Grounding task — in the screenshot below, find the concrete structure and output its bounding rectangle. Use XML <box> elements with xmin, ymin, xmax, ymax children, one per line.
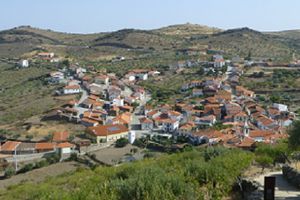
<box><xmin>63</xmin><ymin>85</ymin><xmax>81</xmax><ymax>95</ymax></box>
<box><xmin>128</xmin><ymin>131</ymin><xmax>136</xmax><ymax>144</ymax></box>
<box><xmin>273</xmin><ymin>103</ymin><xmax>288</xmax><ymax>112</ymax></box>
<box><xmin>19</xmin><ymin>59</ymin><xmax>29</xmax><ymax>68</ymax></box>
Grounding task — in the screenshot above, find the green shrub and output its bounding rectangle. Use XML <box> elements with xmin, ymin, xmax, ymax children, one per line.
<box><xmin>4</xmin><ymin>167</ymin><xmax>16</xmax><ymax>178</ymax></box>
<box><xmin>45</xmin><ymin>153</ymin><xmax>60</xmax><ymax>164</ymax></box>
<box><xmin>19</xmin><ymin>163</ymin><xmax>34</xmax><ymax>173</ymax></box>
<box><xmin>35</xmin><ymin>160</ymin><xmax>49</xmax><ymax>169</ymax></box>
<box><xmin>115</xmin><ymin>138</ymin><xmax>129</xmax><ymax>148</ymax></box>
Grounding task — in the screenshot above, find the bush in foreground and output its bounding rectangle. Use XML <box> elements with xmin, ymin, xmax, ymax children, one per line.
<box><xmin>0</xmin><ymin>147</ymin><xmax>254</xmax><ymax>200</ymax></box>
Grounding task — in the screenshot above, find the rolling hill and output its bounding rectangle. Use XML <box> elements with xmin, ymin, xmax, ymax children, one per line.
<box><xmin>0</xmin><ymin>24</ymin><xmax>300</xmax><ymax>61</ymax></box>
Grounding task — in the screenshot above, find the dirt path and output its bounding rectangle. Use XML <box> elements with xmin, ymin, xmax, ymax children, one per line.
<box><xmin>0</xmin><ymin>161</ymin><xmax>83</xmax><ymax>190</ymax></box>
<box><xmin>254</xmin><ymin>171</ymin><xmax>300</xmax><ymax>199</ymax></box>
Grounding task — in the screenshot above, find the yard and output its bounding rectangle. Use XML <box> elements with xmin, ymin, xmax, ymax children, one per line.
<box><xmin>91</xmin><ymin>144</ymin><xmax>145</xmax><ymax>165</ymax></box>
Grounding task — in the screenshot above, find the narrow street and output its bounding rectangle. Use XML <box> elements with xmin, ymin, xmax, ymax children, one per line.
<box><xmin>74</xmin><ymin>85</ymin><xmax>89</xmax><ymax>117</ymax></box>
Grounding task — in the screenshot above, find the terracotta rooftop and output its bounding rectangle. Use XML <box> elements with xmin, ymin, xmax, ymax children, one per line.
<box><xmin>56</xmin><ymin>142</ymin><xmax>75</xmax><ymax>148</ymax></box>
<box><xmin>139</xmin><ymin>117</ymin><xmax>153</xmax><ymax>124</ymax></box>
<box><xmin>87</xmin><ymin>124</ymin><xmax>128</xmax><ymax>137</ymax></box>
<box><xmin>1</xmin><ymin>141</ymin><xmax>21</xmax><ymax>152</ymax></box>
<box><xmin>35</xmin><ymin>142</ymin><xmax>56</xmax><ymax>150</ymax></box>
<box><xmin>64</xmin><ymin>85</ymin><xmax>80</xmax><ymax>90</ymax></box>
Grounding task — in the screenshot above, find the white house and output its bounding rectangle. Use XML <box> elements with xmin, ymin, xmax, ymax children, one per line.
<box><xmin>50</xmin><ymin>71</ymin><xmax>64</xmax><ymax>79</ymax></box>
<box><xmin>213</xmin><ymin>55</ymin><xmax>225</xmax><ymax>68</ymax></box>
<box><xmin>273</xmin><ymin>103</ymin><xmax>288</xmax><ymax>112</ymax></box>
<box><xmin>19</xmin><ymin>59</ymin><xmax>29</xmax><ymax>68</ymax></box>
<box><xmin>56</xmin><ymin>142</ymin><xmax>75</xmax><ymax>154</ymax></box>
<box><xmin>139</xmin><ymin>117</ymin><xmax>154</xmax><ymax>130</ymax></box>
<box><xmin>76</xmin><ymin>67</ymin><xmax>87</xmax><ymax>74</ymax></box>
<box><xmin>256</xmin><ymin>115</ymin><xmax>277</xmax><ymax>130</ymax></box>
<box><xmin>63</xmin><ymin>85</ymin><xmax>81</xmax><ymax>94</ymax></box>
<box><xmin>162</xmin><ymin>119</ymin><xmax>179</xmax><ymax>133</ymax></box>
<box><xmin>128</xmin><ymin>74</ymin><xmax>136</xmax><ymax>82</ymax></box>
<box><xmin>112</xmin><ymin>98</ymin><xmax>124</xmax><ymax>107</ymax></box>
<box><xmin>195</xmin><ymin>115</ymin><xmax>216</xmax><ymax>126</ymax></box>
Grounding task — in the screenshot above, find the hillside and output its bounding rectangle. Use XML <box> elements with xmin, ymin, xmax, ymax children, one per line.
<box><xmin>267</xmin><ymin>30</ymin><xmax>300</xmax><ymax>40</ymax></box>
<box><xmin>191</xmin><ymin>28</ymin><xmax>297</xmax><ymax>61</ymax></box>
<box><xmin>1</xmin><ymin>24</ymin><xmax>300</xmax><ymax>61</ymax></box>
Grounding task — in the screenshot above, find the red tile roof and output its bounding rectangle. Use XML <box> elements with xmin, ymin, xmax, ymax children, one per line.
<box><xmin>236</xmin><ymin>137</ymin><xmax>255</xmax><ymax>148</ymax></box>
<box><xmin>56</xmin><ymin>142</ymin><xmax>75</xmax><ymax>148</ymax></box>
<box><xmin>64</xmin><ymin>85</ymin><xmax>80</xmax><ymax>90</ymax></box>
<box><xmin>1</xmin><ymin>141</ymin><xmax>21</xmax><ymax>152</ymax></box>
<box><xmin>87</xmin><ymin>124</ymin><xmax>128</xmax><ymax>137</ymax></box>
<box><xmin>139</xmin><ymin>117</ymin><xmax>153</xmax><ymax>124</ymax></box>
<box><xmin>35</xmin><ymin>143</ymin><xmax>56</xmax><ymax>150</ymax></box>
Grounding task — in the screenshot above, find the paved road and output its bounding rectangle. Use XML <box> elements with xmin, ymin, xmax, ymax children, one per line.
<box><xmin>254</xmin><ymin>171</ymin><xmax>300</xmax><ymax>199</ymax></box>
<box><xmin>74</xmin><ymin>86</ymin><xmax>89</xmax><ymax>117</ymax></box>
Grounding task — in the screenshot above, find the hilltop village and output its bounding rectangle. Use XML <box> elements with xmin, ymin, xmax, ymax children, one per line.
<box><xmin>0</xmin><ymin>50</ymin><xmax>296</xmax><ymax>176</ymax></box>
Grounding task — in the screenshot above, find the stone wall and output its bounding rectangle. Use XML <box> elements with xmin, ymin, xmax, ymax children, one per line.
<box><xmin>282</xmin><ymin>164</ymin><xmax>300</xmax><ymax>188</ymax></box>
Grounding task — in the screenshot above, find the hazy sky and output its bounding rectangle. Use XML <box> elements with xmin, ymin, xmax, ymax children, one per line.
<box><xmin>1</xmin><ymin>0</ymin><xmax>299</xmax><ymax>33</ymax></box>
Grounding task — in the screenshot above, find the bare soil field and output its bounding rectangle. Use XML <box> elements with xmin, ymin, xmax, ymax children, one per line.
<box><xmin>92</xmin><ymin>144</ymin><xmax>144</xmax><ymax>165</ymax></box>
<box><xmin>26</xmin><ymin>121</ymin><xmax>86</xmax><ymax>140</ymax></box>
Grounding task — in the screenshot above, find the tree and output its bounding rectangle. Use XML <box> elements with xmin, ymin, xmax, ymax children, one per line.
<box><xmin>288</xmin><ymin>121</ymin><xmax>300</xmax><ymax>150</ymax></box>
<box><xmin>61</xmin><ymin>59</ymin><xmax>70</xmax><ymax>67</ymax></box>
<box><xmin>270</xmin><ymin>95</ymin><xmax>281</xmax><ymax>103</ymax></box>
<box><xmin>255</xmin><ymin>155</ymin><xmax>273</xmax><ymax>172</ymax></box>
<box><xmin>115</xmin><ymin>138</ymin><xmax>129</xmax><ymax>148</ymax></box>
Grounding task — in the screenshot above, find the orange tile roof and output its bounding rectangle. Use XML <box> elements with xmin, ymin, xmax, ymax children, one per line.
<box><xmin>215</xmin><ymin>90</ymin><xmax>232</xmax><ymax>100</ymax></box>
<box><xmin>64</xmin><ymin>85</ymin><xmax>80</xmax><ymax>90</ymax></box>
<box><xmin>35</xmin><ymin>142</ymin><xmax>55</xmax><ymax>150</ymax></box>
<box><xmin>56</xmin><ymin>142</ymin><xmax>75</xmax><ymax>148</ymax></box>
<box><xmin>268</xmin><ymin>108</ymin><xmax>281</xmax><ymax>116</ymax></box>
<box><xmin>120</xmin><ymin>105</ymin><xmax>133</xmax><ymax>110</ymax></box>
<box><xmin>256</xmin><ymin>115</ymin><xmax>275</xmax><ymax>126</ymax></box>
<box><xmin>147</xmin><ymin>110</ymin><xmax>159</xmax><ymax>117</ymax></box>
<box><xmin>82</xmin><ymin>117</ymin><xmax>101</xmax><ymax>124</ymax></box>
<box><xmin>113</xmin><ymin>112</ymin><xmax>131</xmax><ymax>124</ymax></box>
<box><xmin>236</xmin><ymin>137</ymin><xmax>255</xmax><ymax>148</ymax></box>
<box><xmin>249</xmin><ymin>130</ymin><xmax>273</xmax><ymax>138</ymax></box>
<box><xmin>169</xmin><ymin>110</ymin><xmax>182</xmax><ymax>117</ymax></box>
<box><xmin>87</xmin><ymin>124</ymin><xmax>128</xmax><ymax>137</ymax></box>
<box><xmin>193</xmin><ymin>129</ymin><xmax>223</xmax><ymax>139</ymax></box>
<box><xmin>236</xmin><ymin>86</ymin><xmax>254</xmax><ymax>96</ymax></box>
<box><xmin>235</xmin><ymin>112</ymin><xmax>248</xmax><ymax>117</ymax></box>
<box><xmin>198</xmin><ymin>115</ymin><xmax>216</xmax><ymax>121</ymax></box>
<box><xmin>1</xmin><ymin>141</ymin><xmax>21</xmax><ymax>151</ymax></box>
<box><xmin>139</xmin><ymin>117</ymin><xmax>153</xmax><ymax>124</ymax></box>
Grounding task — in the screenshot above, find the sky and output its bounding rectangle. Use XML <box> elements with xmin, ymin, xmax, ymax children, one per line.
<box><xmin>1</xmin><ymin>0</ymin><xmax>300</xmax><ymax>33</ymax></box>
